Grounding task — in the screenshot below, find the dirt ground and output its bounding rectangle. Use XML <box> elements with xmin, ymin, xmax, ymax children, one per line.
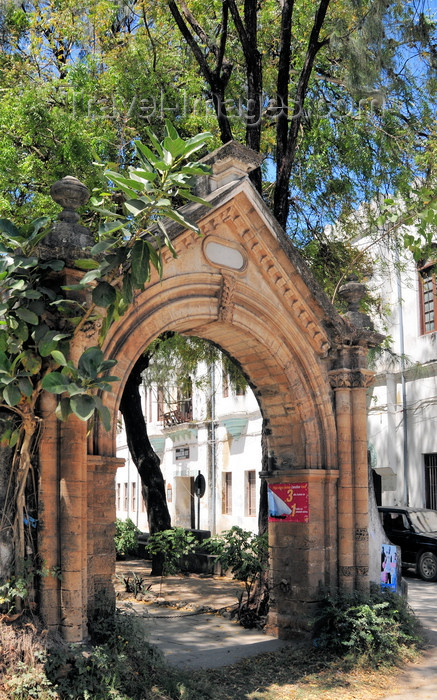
<box><xmin>114</xmin><ymin>559</ymin><xmax>246</xmax><ymax>611</ymax></box>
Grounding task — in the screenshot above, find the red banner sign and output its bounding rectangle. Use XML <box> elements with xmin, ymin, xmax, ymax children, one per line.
<box><xmin>268</xmin><ymin>482</ymin><xmax>309</xmax><ymax>523</ymax></box>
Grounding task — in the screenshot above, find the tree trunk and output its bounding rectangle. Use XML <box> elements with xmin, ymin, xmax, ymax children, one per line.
<box><xmin>0</xmin><ymin>410</ymin><xmax>18</xmax><ymax>581</ymax></box>
<box><xmin>120</xmin><ymin>355</ymin><xmax>171</xmax><ymax>576</ymax></box>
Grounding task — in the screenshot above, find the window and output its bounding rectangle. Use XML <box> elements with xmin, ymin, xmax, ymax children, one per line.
<box><xmin>123</xmin><ymin>483</ymin><xmax>128</xmax><ymax>511</ymax></box>
<box><xmin>140</xmin><ymin>491</ymin><xmax>146</xmax><ymax>513</ymax></box>
<box><xmin>116</xmin><ymin>483</ymin><xmax>121</xmax><ymax>511</ymax></box>
<box><xmin>425</xmin><ymin>453</ymin><xmax>437</xmax><ymax>509</ymax></box>
<box><xmin>131</xmin><ymin>482</ymin><xmax>136</xmax><ymax>512</ymax></box>
<box><xmin>245</xmin><ymin>470</ymin><xmax>257</xmax><ymax>516</ymax></box>
<box><xmin>419</xmin><ymin>263</ymin><xmax>437</xmax><ymax>334</ymax></box>
<box><xmin>222</xmin><ymin>472</ymin><xmax>232</xmax><ymax>514</ymax></box>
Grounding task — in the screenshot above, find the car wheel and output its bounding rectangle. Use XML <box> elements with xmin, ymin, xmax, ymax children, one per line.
<box><xmin>418</xmin><ymin>551</ymin><xmax>437</xmax><ymax>581</ymax></box>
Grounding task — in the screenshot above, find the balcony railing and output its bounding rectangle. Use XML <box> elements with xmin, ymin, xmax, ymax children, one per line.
<box><xmin>163</xmin><ymin>399</ymin><xmax>193</xmax><ymax>427</ymax></box>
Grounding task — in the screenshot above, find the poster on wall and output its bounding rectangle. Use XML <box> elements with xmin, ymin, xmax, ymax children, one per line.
<box><xmin>268</xmin><ymin>483</ymin><xmax>309</xmax><ymax>523</ymax></box>
<box><xmin>381</xmin><ymin>544</ymin><xmax>397</xmax><ymax>591</ymax></box>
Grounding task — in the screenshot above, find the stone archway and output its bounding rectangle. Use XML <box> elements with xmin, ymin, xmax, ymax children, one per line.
<box><xmin>37</xmin><ymin>143</ymin><xmax>381</xmax><ymax>642</ymax></box>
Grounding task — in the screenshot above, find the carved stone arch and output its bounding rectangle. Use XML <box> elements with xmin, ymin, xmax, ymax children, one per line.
<box><xmin>37</xmin><ymin>143</ymin><xmax>382</xmax><ymax>642</ymax></box>
<box><xmin>96</xmin><ymin>271</ymin><xmax>337</xmax><ymax>475</ymax></box>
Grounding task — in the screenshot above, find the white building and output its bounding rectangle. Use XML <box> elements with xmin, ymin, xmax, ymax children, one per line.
<box><xmin>366</xmin><ymin>242</ymin><xmax>437</xmax><ymax>508</ymax></box>
<box><xmin>115</xmin><ymin>357</ymin><xmax>263</xmax><ymax>534</ymax></box>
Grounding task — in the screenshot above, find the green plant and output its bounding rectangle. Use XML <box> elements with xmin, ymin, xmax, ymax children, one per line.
<box><xmin>206</xmin><ymin>527</ymin><xmax>268</xmax><ymax>595</ymax></box>
<box><xmin>147</xmin><ymin>527</ymin><xmax>196</xmax><ymax>577</ymax></box>
<box><xmin>313</xmin><ymin>585</ymin><xmax>424</xmax><ymax>667</ymax></box>
<box><xmin>114</xmin><ymin>518</ymin><xmax>140</xmax><ymax>559</ymax></box>
<box><xmin>205</xmin><ymin>527</ymin><xmax>269</xmax><ymax>628</ymax></box>
<box><xmin>0</xmin><ymin>123</ymin><xmax>212</xmax><ymax>605</ymax></box>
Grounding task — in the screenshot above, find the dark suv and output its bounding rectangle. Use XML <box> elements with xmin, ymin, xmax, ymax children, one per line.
<box><xmin>378</xmin><ymin>506</ymin><xmax>437</xmax><ymax>581</ymax></box>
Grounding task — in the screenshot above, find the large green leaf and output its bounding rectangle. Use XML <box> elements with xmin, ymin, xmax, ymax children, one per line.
<box><xmin>92</xmin><ymin>281</ymin><xmax>117</xmax><ymax>307</ymax></box>
<box><xmin>41</xmin><ymin>371</ymin><xmax>71</xmax><ymax>394</ymax></box>
<box><xmin>94</xmin><ymin>395</ymin><xmax>111</xmax><ymax>431</ymax></box>
<box><xmin>124</xmin><ymin>199</ymin><xmax>149</xmax><ymax>216</ymax></box>
<box><xmin>131</xmin><ymin>239</ymin><xmax>150</xmax><ymax>287</ymax></box>
<box><xmin>0</xmin><ymin>218</ymin><xmax>21</xmax><ymax>242</ymax></box>
<box><xmin>90</xmin><ymin>238</ymin><xmax>117</xmax><ymax>255</ymax></box>
<box><xmin>55</xmin><ymin>396</ymin><xmax>72</xmax><ymax>422</ymax></box>
<box><xmin>3</xmin><ymin>383</ymin><xmax>22</xmax><ymax>406</ymax></box>
<box><xmin>15</xmin><ymin>307</ymin><xmax>39</xmax><ymax>325</ymax></box>
<box><xmin>78</xmin><ymin>346</ymin><xmax>104</xmax><ymax>379</ymax></box>
<box><xmin>74</xmin><ymin>258</ymin><xmax>100</xmax><ymax>271</ymax></box>
<box><xmin>70</xmin><ymin>393</ymin><xmax>96</xmax><ymax>421</ymax></box>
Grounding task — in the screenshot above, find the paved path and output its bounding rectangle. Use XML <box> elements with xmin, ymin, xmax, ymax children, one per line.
<box><xmin>382</xmin><ymin>574</ymin><xmax>437</xmax><ymax>699</ymax></box>
<box><xmin>116</xmin><ymin>562</ymin><xmax>437</xmax><ymax>691</ymax></box>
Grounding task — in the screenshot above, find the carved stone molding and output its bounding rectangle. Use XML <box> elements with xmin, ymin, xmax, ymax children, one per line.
<box><xmin>202</xmin><ymin>204</ymin><xmax>331</xmax><ymax>355</ymax></box>
<box><xmin>329</xmin><ymin>368</ymin><xmax>375</xmax><ymax>390</ymax></box>
<box><xmin>355</xmin><ymin>528</ymin><xmax>369</xmax><ymax>542</ymax></box>
<box><xmin>339</xmin><ymin>566</ymin><xmax>355</xmax><ymax>577</ymax></box>
<box><xmin>356</xmin><ymin>566</ymin><xmax>369</xmax><ymax>576</ymax></box>
<box><xmin>218</xmin><ymin>273</ymin><xmax>237</xmax><ymax>322</ymax></box>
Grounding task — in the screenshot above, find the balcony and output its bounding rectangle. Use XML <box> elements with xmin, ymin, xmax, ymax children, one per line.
<box><xmin>163</xmin><ymin>399</ymin><xmax>193</xmax><ymax>427</ymax></box>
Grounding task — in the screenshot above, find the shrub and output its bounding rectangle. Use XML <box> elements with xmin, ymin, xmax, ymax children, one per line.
<box><xmin>114</xmin><ymin>518</ymin><xmax>140</xmax><ymax>558</ymax></box>
<box><xmin>205</xmin><ymin>527</ymin><xmax>269</xmax><ymax>628</ymax></box>
<box><xmin>313</xmin><ymin>584</ymin><xmax>424</xmax><ymax>667</ymax></box>
<box><xmin>147</xmin><ymin>527</ymin><xmax>197</xmax><ymax>576</ymax></box>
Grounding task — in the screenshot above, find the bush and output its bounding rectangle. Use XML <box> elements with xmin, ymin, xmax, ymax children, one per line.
<box><xmin>205</xmin><ymin>527</ymin><xmax>269</xmax><ymax>628</ymax></box>
<box><xmin>147</xmin><ymin>527</ymin><xmax>197</xmax><ymax>576</ymax></box>
<box><xmin>114</xmin><ymin>518</ymin><xmax>140</xmax><ymax>558</ymax></box>
<box><xmin>313</xmin><ymin>584</ymin><xmax>424</xmax><ymax>667</ymax></box>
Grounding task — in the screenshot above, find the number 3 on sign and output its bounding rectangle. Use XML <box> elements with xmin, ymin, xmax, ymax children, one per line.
<box><xmin>286</xmin><ymin>487</ymin><xmax>294</xmax><ymax>503</ymax></box>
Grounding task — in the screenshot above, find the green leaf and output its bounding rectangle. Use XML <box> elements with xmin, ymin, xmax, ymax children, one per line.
<box><xmin>98</xmin><ymin>221</ymin><xmax>128</xmax><ymax>237</ymax></box>
<box><xmin>18</xmin><ymin>376</ymin><xmax>33</xmax><ymax>397</ymax></box>
<box><xmin>78</xmin><ymin>346</ymin><xmax>104</xmax><ymax>379</ymax></box>
<box><xmin>50</xmin><ymin>350</ymin><xmax>68</xmax><ymax>366</ymax></box>
<box><xmin>70</xmin><ymin>394</ymin><xmax>96</xmax><ymax>421</ymax></box>
<box><xmin>122</xmin><ymin>273</ymin><xmax>134</xmax><ymax>305</ymax></box>
<box><xmin>38</xmin><ymin>331</ymin><xmax>69</xmax><ymax>357</ymax></box>
<box><xmin>15</xmin><ymin>307</ymin><xmax>39</xmax><ymax>325</ymax></box>
<box><xmin>92</xmin><ymin>281</ymin><xmax>117</xmax><ymax>307</ymax></box>
<box><xmin>105</xmin><ymin>171</ymin><xmax>146</xmax><ymax>192</ymax></box>
<box><xmin>0</xmin><ymin>218</ymin><xmax>21</xmax><ymax>241</ymax></box>
<box><xmin>124</xmin><ymin>199</ymin><xmax>149</xmax><ymax>216</ymax></box>
<box><xmin>3</xmin><ymin>383</ymin><xmax>22</xmax><ymax>406</ymax></box>
<box><xmin>162</xmin><ymin>208</ymin><xmax>199</xmax><ymax>233</ymax></box>
<box><xmin>55</xmin><ymin>396</ymin><xmax>72</xmax><ymax>422</ymax></box>
<box><xmin>94</xmin><ymin>396</ymin><xmax>111</xmax><ymax>431</ymax></box>
<box><xmin>90</xmin><ymin>238</ymin><xmax>117</xmax><ymax>255</ymax></box>
<box><xmin>39</xmin><ymin>259</ymin><xmax>65</xmax><ymax>271</ymax></box>
<box><xmin>74</xmin><ymin>258</ymin><xmax>100</xmax><ymax>270</ymax></box>
<box><xmin>21</xmin><ymin>352</ymin><xmax>42</xmax><ymax>375</ymax></box>
<box><xmin>41</xmin><ymin>371</ymin><xmax>71</xmax><ymax>394</ymax></box>
<box><xmin>0</xmin><ymin>350</ymin><xmax>12</xmax><ymax>374</ymax></box>
<box><xmin>131</xmin><ymin>239</ymin><xmax>150</xmax><ymax>287</ymax></box>
<box><xmin>81</xmin><ymin>268</ymin><xmax>102</xmax><ymax>285</ymax></box>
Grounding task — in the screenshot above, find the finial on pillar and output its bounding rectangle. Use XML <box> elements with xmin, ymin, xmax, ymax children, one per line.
<box><xmin>38</xmin><ymin>176</ymin><xmax>94</xmax><ymax>262</ymax></box>
<box><xmin>50</xmin><ymin>176</ymin><xmax>90</xmax><ymax>224</ymax></box>
<box><xmin>338</xmin><ymin>275</ymin><xmax>374</xmax><ymax>331</ymax></box>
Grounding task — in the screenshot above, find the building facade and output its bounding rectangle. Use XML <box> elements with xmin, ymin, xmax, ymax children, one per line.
<box><xmin>367</xmin><ymin>243</ymin><xmax>437</xmax><ymax>508</ymax></box>
<box><xmin>115</xmin><ymin>358</ymin><xmax>263</xmax><ymax>535</ymax></box>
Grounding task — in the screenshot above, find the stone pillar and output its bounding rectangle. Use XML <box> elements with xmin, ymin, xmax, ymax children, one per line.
<box><xmin>38</xmin><ymin>392</ymin><xmax>60</xmax><ymax>630</ymax></box>
<box><xmin>329</xmin><ymin>368</ymin><xmax>355</xmax><ymax>590</ymax></box>
<box><xmin>351</xmin><ymin>358</ymin><xmax>375</xmax><ymax>591</ymax></box>
<box><xmin>265</xmin><ymin>468</ymin><xmax>339</xmax><ymax>639</ymax></box>
<box><xmin>330</xmin><ymin>277</ymin><xmax>382</xmax><ymax>592</ymax></box>
<box><xmin>37</xmin><ymin>176</ymin><xmax>95</xmax><ymax>642</ymax></box>
<box><xmin>87</xmin><ymin>456</ymin><xmax>125</xmax><ymax>620</ymax></box>
<box><xmin>59</xmin><ymin>416</ymin><xmax>88</xmax><ymax>641</ymax></box>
